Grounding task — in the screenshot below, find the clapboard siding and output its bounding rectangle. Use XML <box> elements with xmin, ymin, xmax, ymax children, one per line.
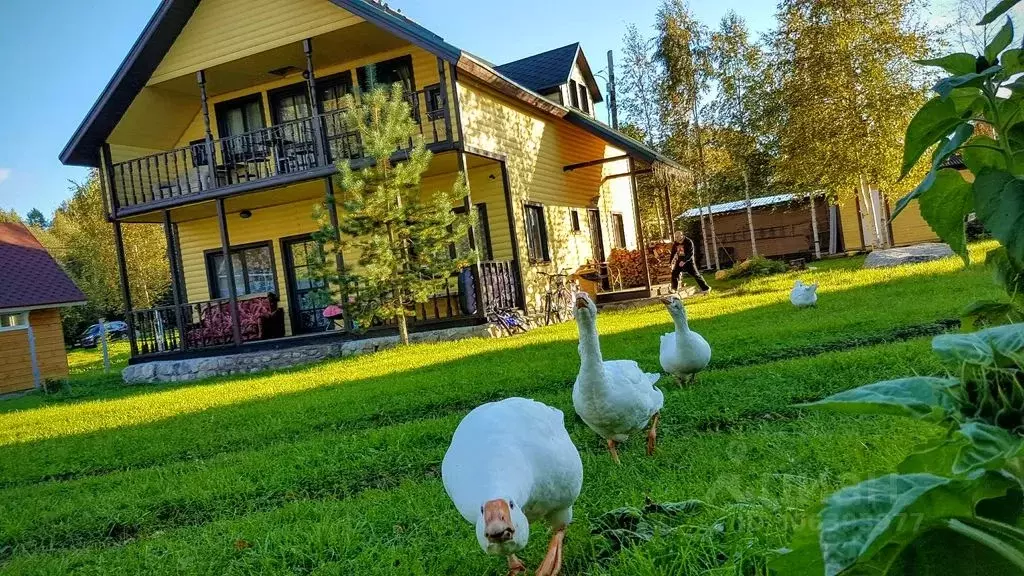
<box><xmin>0</xmin><ymin>331</ymin><xmax>34</xmax><ymax>394</ymax></box>
<box><xmin>457</xmin><ymin>78</ymin><xmax>637</xmax><ymax>311</ymax></box>
<box><xmin>891</xmin><ymin>200</ymin><xmax>939</xmax><ymax>246</ymax></box>
<box><xmin>0</xmin><ymin>309</ymin><xmax>68</xmax><ymax>394</ymax></box>
<box><xmin>150</xmin><ymin>0</ymin><xmax>363</xmax><ymax>84</ymax></box>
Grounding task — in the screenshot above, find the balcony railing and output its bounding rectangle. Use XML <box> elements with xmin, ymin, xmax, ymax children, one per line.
<box><xmin>127</xmin><ymin>260</ymin><xmax>517</xmax><ymax>359</ymax></box>
<box><xmin>110</xmin><ymin>88</ymin><xmax>452</xmax><ymax>212</ymax></box>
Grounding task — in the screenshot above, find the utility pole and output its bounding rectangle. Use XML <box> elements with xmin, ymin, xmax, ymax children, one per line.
<box><xmin>607</xmin><ymin>50</ymin><xmax>619</xmax><ymax>129</ymax></box>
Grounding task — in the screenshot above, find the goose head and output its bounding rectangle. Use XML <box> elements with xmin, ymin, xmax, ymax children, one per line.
<box><xmin>661</xmin><ymin>294</ymin><xmax>689</xmax><ymax>329</ymax></box>
<box><xmin>574</xmin><ymin>292</ymin><xmax>598</xmax><ymax>326</ymax></box>
<box><xmin>476</xmin><ymin>498</ymin><xmax>530</xmax><ymax>555</ymax></box>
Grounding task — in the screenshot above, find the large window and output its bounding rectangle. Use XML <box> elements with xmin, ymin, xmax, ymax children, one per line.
<box><xmin>612</xmin><ymin>213</ymin><xmax>627</xmax><ymax>249</ymax></box>
<box><xmin>206</xmin><ymin>244</ymin><xmax>277</xmax><ymax>299</ymax></box>
<box><xmin>357</xmin><ymin>55</ymin><xmax>414</xmax><ymax>94</ymax></box>
<box><xmin>524</xmin><ymin>203</ymin><xmax>550</xmax><ymax>262</ymax></box>
<box><xmin>215</xmin><ymin>95</ymin><xmax>265</xmax><ymax>137</ymax></box>
<box><xmin>269</xmin><ymin>85</ymin><xmax>312</xmax><ymax>124</ymax></box>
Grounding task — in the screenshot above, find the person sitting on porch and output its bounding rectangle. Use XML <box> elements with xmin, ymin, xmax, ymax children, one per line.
<box><xmin>669</xmin><ymin>231</ymin><xmax>710</xmax><ymax>294</ymax></box>
<box><xmin>261</xmin><ymin>292</ymin><xmax>286</xmax><ymax>340</ymax></box>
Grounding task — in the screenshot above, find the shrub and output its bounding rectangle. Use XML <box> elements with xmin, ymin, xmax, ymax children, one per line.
<box><xmin>714</xmin><ymin>256</ymin><xmax>787</xmax><ymax>282</ymax></box>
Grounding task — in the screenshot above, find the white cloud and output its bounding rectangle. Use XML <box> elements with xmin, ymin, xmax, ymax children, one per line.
<box><xmin>0</xmin><ymin>169</ymin><xmax>9</xmax><ymax>186</ymax></box>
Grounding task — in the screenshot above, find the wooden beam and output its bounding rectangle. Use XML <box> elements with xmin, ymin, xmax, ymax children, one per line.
<box><xmin>197</xmin><ymin>70</ymin><xmax>217</xmax><ymax>191</ymax></box>
<box><xmin>163</xmin><ymin>210</ymin><xmax>186</xmax><ymax>351</ymax></box>
<box><xmin>216</xmin><ymin>198</ymin><xmax>243</xmax><ymax>346</ymax></box>
<box><xmin>563</xmin><ymin>154</ymin><xmax>631</xmax><ymax>172</ymax></box>
<box><xmin>499</xmin><ymin>161</ymin><xmax>526</xmax><ymax>310</ymax></box>
<box><xmin>602</xmin><ymin>168</ymin><xmax>652</xmax><ymax>182</ymax></box>
<box><xmin>457</xmin><ymin>151</ymin><xmax>486</xmax><ymax>315</ymax></box>
<box><xmin>324</xmin><ymin>177</ymin><xmax>352</xmax><ymax>331</ymax></box>
<box><xmin>437</xmin><ymin>57</ymin><xmax>454</xmax><ymax>144</ymax></box>
<box><xmin>629</xmin><ymin>158</ymin><xmax>652</xmax><ymax>290</ymax></box>
<box><xmin>303</xmin><ymin>38</ymin><xmax>328</xmax><ymax>166</ymax></box>
<box><xmin>112</xmin><ymin>220</ymin><xmax>137</xmax><ymax>357</ymax></box>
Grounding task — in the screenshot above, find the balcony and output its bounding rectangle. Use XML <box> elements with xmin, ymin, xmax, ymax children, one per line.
<box><xmin>108</xmin><ymin>88</ymin><xmax>452</xmax><ymax>217</ymax></box>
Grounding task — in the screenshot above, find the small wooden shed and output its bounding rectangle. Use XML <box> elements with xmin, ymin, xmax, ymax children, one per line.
<box><xmin>0</xmin><ymin>223</ymin><xmax>86</xmax><ymax>394</ymax></box>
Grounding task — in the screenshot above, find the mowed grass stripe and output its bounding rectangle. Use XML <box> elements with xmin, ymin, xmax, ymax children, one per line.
<box><xmin>0</xmin><ymin>279</ymin><xmax>976</xmax><ymax>490</ymax></box>
<box><xmin>0</xmin><ymin>339</ymin><xmax>942</xmax><ymax>555</ymax></box>
<box><xmin>0</xmin><ymin>413</ymin><xmax>937</xmax><ymax>576</ymax></box>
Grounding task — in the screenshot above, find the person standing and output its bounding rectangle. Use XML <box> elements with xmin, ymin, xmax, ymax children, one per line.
<box><xmin>669</xmin><ymin>231</ymin><xmax>710</xmax><ymax>293</ymax></box>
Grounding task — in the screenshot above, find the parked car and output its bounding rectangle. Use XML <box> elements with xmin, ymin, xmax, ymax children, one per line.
<box><xmin>78</xmin><ymin>321</ymin><xmax>128</xmax><ymax>348</ymax></box>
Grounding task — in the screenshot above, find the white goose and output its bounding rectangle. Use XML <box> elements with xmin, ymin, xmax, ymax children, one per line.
<box><xmin>442</xmin><ymin>397</ymin><xmax>583</xmax><ymax>576</ymax></box>
<box><xmin>790</xmin><ymin>280</ymin><xmax>819</xmax><ymax>308</ymax></box>
<box><xmin>572</xmin><ymin>292</ymin><xmax>664</xmax><ymax>463</ymax></box>
<box><xmin>659</xmin><ymin>295</ymin><xmax>712</xmax><ymax>384</ymax></box>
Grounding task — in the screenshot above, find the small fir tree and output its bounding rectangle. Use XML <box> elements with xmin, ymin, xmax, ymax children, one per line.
<box><xmin>312</xmin><ymin>84</ymin><xmax>473</xmax><ymax>345</ymax></box>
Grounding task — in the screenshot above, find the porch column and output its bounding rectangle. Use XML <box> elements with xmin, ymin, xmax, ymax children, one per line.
<box><xmin>303</xmin><ymin>38</ymin><xmax>328</xmax><ymax>166</ymax></box>
<box><xmin>500</xmin><ymin>162</ymin><xmax>527</xmax><ymax>309</ymax></box>
<box><xmin>436</xmin><ymin>57</ymin><xmax>453</xmax><ymax>142</ymax></box>
<box><xmin>324</xmin><ymin>177</ymin><xmax>352</xmax><ymax>330</ymax></box>
<box><xmin>163</xmin><ymin>210</ymin><xmax>187</xmax><ymax>350</ymax></box>
<box><xmin>112</xmin><ymin>220</ymin><xmax>138</xmax><ymax>356</ymax></box>
<box><xmin>197</xmin><ymin>70</ymin><xmax>217</xmax><ymax>191</ymax></box>
<box><xmin>457</xmin><ymin>150</ymin><xmax>486</xmax><ymax>314</ymax></box>
<box><xmin>216</xmin><ymin>198</ymin><xmax>243</xmax><ymax>346</ymax></box>
<box><xmin>629</xmin><ymin>158</ymin><xmax>653</xmax><ymax>291</ymax></box>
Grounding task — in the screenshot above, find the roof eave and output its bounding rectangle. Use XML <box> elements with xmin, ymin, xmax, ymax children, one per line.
<box><xmin>0</xmin><ymin>300</ymin><xmax>88</xmax><ymax>316</ymax></box>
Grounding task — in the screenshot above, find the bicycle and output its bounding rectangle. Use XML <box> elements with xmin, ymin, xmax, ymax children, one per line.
<box><xmin>486</xmin><ymin>307</ymin><xmax>530</xmax><ymax>336</ymax></box>
<box><xmin>539</xmin><ymin>270</ymin><xmax>578</xmax><ymax>326</ymax></box>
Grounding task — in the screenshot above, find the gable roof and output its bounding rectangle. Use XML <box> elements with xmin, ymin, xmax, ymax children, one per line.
<box><xmin>495</xmin><ymin>43</ymin><xmax>603</xmax><ymax>103</ymax></box>
<box><xmin>677</xmin><ymin>192</ymin><xmax>824</xmax><ymax>219</ymax></box>
<box><xmin>61</xmin><ymin>0</ymin><xmax>675</xmax><ymax>174</ymax></box>
<box><xmin>0</xmin><ymin>223</ymin><xmax>86</xmax><ymax>312</ymax></box>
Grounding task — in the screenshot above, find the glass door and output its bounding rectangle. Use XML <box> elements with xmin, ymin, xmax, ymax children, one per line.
<box><xmin>282</xmin><ymin>236</ymin><xmax>332</xmax><ymax>335</ymax></box>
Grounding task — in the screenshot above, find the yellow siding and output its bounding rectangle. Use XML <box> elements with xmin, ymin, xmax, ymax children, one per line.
<box><xmin>420</xmin><ymin>163</ymin><xmax>514</xmax><ymax>262</ymax></box>
<box><xmin>150</xmin><ymin>0</ymin><xmax>363</xmax><ymax>84</ymax></box>
<box><xmin>891</xmin><ymin>200</ymin><xmax>940</xmax><ymax>246</ymax></box>
<box><xmin>0</xmin><ymin>309</ymin><xmax>68</xmax><ymax>394</ymax></box>
<box><xmin>838</xmin><ymin>191</ymin><xmax>864</xmax><ymax>251</ymax></box>
<box><xmin>31</xmin><ymin>309</ymin><xmax>69</xmax><ymax>381</ymax></box>
<box><xmin>457</xmin><ymin>78</ymin><xmax>637</xmax><ymax>311</ymax></box>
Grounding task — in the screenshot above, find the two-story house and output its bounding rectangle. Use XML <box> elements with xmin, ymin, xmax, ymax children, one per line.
<box><xmin>60</xmin><ymin>0</ymin><xmax>683</xmax><ymax>367</ymax></box>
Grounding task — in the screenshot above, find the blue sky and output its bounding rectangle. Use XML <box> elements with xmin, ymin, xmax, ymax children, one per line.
<box><xmin>0</xmin><ymin>0</ymin><xmax>779</xmax><ymax>218</ymax></box>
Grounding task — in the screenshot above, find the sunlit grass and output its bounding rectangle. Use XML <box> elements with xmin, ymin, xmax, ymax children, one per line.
<box><xmin>0</xmin><ymin>244</ymin><xmax>1004</xmax><ymax>575</ymax></box>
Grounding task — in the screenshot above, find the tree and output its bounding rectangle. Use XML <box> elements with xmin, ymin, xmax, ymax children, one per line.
<box><xmin>619</xmin><ymin>25</ymin><xmax>665</xmax><ymax>148</ymax></box>
<box><xmin>771</xmin><ymin>0</ymin><xmax>934</xmax><ymax>248</ymax></box>
<box><xmin>656</xmin><ymin>0</ymin><xmax>721</xmax><ymax>269</ymax></box>
<box><xmin>25</xmin><ymin>208</ymin><xmax>47</xmax><ymax>229</ymax></box>
<box><xmin>313</xmin><ymin>85</ymin><xmax>473</xmax><ymax>345</ymax></box>
<box><xmin>711</xmin><ymin>11</ymin><xmax>769</xmax><ymax>258</ymax></box>
<box><xmin>48</xmin><ymin>176</ymin><xmax>169</xmax><ymax>339</ymax></box>
<box><xmin>0</xmin><ymin>208</ymin><xmax>21</xmax><ymax>223</ymax></box>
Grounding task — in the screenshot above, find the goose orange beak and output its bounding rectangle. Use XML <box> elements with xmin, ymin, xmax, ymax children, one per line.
<box><xmin>483</xmin><ymin>500</ymin><xmax>514</xmax><ymax>543</ymax></box>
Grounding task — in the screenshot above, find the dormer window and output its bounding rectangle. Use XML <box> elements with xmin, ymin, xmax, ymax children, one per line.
<box><xmin>569</xmin><ymin>80</ymin><xmax>580</xmax><ymax>108</ymax></box>
<box><xmin>568</xmin><ymin>79</ymin><xmax>591</xmax><ymax>114</ymax></box>
<box><xmin>579</xmin><ymin>84</ymin><xmax>590</xmax><ymax>114</ymax></box>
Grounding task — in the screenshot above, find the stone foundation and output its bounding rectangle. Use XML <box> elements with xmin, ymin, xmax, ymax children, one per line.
<box><xmin>122</xmin><ymin>324</ymin><xmax>494</xmax><ymax>385</ymax></box>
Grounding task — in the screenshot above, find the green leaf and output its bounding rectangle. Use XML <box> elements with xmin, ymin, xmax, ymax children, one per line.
<box><xmin>1002</xmin><ymin>49</ymin><xmax>1024</xmax><ymax>77</ymax></box>
<box><xmin>892</xmin><ymin>171</ymin><xmax>935</xmax><ymax>219</ymax></box>
<box><xmin>973</xmin><ymin>168</ymin><xmax>1024</xmax><ymax>265</ymax></box>
<box><xmin>934</xmin><ymin>66</ymin><xmax>1002</xmax><ymax>100</ymax></box>
<box><xmin>986</xmin><ymin>18</ymin><xmax>1015</xmax><ymax>64</ymax></box>
<box><xmin>898</xmin><ymin>434</ymin><xmax>967</xmax><ymax>475</ymax></box>
<box><xmin>918</xmin><ymin>167</ymin><xmax>973</xmax><ymax>264</ymax></box>
<box><xmin>962</xmin><ymin>136</ymin><xmax>1008</xmax><ymax>174</ymax></box>
<box><xmin>902</xmin><ymin>97</ymin><xmax>967</xmax><ymax>178</ymax></box>
<box><xmin>917</xmin><ymin>53</ymin><xmax>982</xmax><ymax>76</ymax></box>
<box><xmin>988</xmin><ymin>248</ymin><xmax>1024</xmax><ymax>299</ymax></box>
<box><xmin>933</xmin><ymin>332</ymin><xmax>997</xmax><ymax>369</ymax></box>
<box><xmin>979</xmin><ymin>0</ymin><xmax>1023</xmax><ymax>25</ymax></box>
<box><xmin>953</xmin><ymin>422</ymin><xmax>1024</xmax><ymax>475</ymax></box>
<box><xmin>818</xmin><ymin>472</ymin><xmax>1015</xmax><ymax>576</ymax></box>
<box><xmin>796</xmin><ymin>377</ymin><xmax>959</xmax><ymax>422</ymax></box>
<box><xmin>976</xmin><ymin>322</ymin><xmax>1024</xmax><ymax>365</ymax></box>
<box><xmin>962</xmin><ymin>299</ymin><xmax>1024</xmax><ymax>330</ymax></box>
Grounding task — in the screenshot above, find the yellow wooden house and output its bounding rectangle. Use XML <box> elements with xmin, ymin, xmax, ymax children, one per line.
<box><xmin>60</xmin><ymin>0</ymin><xmax>681</xmax><ymax>364</ymax></box>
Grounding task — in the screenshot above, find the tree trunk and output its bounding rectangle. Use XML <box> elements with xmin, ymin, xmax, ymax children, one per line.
<box><xmin>742</xmin><ymin>169</ymin><xmax>757</xmax><ymax>258</ymax></box>
<box><xmin>396</xmin><ymin>309</ymin><xmax>410</xmax><ymax>345</ymax></box>
<box><xmin>809</xmin><ymin>193</ymin><xmax>822</xmax><ymax>260</ymax></box>
<box><xmin>706</xmin><ymin>205</ymin><xmax>721</xmax><ymax>270</ymax></box>
<box><xmin>699</xmin><ymin>203</ymin><xmax>711</xmax><ymax>269</ymax></box>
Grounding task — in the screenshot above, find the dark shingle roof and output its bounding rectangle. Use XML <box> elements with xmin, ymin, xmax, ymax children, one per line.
<box><xmin>494</xmin><ymin>43</ymin><xmax>581</xmax><ymax>94</ymax></box>
<box><xmin>0</xmin><ymin>223</ymin><xmax>86</xmax><ymax>311</ymax></box>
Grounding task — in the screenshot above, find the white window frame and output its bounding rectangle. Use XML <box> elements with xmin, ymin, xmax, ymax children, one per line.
<box><xmin>0</xmin><ymin>312</ymin><xmax>29</xmax><ymax>332</ymax></box>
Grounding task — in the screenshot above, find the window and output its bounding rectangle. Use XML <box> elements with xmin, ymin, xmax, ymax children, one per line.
<box><xmin>612</xmin><ymin>213</ymin><xmax>627</xmax><ymax>249</ymax></box>
<box><xmin>579</xmin><ymin>83</ymin><xmax>590</xmax><ymax>114</ymax></box>
<box><xmin>452</xmin><ymin>203</ymin><xmax>492</xmax><ymax>261</ymax></box>
<box><xmin>569</xmin><ymin>80</ymin><xmax>580</xmax><ymax>108</ymax></box>
<box><xmin>318</xmin><ymin>72</ymin><xmax>355</xmax><ymax>112</ymax></box>
<box><xmin>357</xmin><ymin>55</ymin><xmax>415</xmax><ymax>94</ymax></box>
<box><xmin>424</xmin><ymin>84</ymin><xmax>444</xmax><ymax>119</ymax></box>
<box><xmin>269</xmin><ymin>84</ymin><xmax>312</xmax><ymax>124</ymax></box>
<box><xmin>215</xmin><ymin>95</ymin><xmax>265</xmax><ymax>137</ymax></box>
<box><xmin>318</xmin><ymin>72</ymin><xmax>358</xmax><ymax>160</ymax></box>
<box><xmin>524</xmin><ymin>204</ymin><xmax>550</xmax><ymax>262</ymax></box>
<box><xmin>570</xmin><ymin>210</ymin><xmax>581</xmax><ymax>233</ymax></box>
<box><xmin>0</xmin><ymin>312</ymin><xmax>27</xmax><ymax>331</ymax></box>
<box><xmin>206</xmin><ymin>244</ymin><xmax>277</xmax><ymax>299</ymax></box>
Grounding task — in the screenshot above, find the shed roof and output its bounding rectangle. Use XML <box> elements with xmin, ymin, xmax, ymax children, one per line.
<box><xmin>678</xmin><ymin>193</ymin><xmax>820</xmax><ymax>219</ymax></box>
<box><xmin>0</xmin><ymin>223</ymin><xmax>86</xmax><ymax>312</ymax></box>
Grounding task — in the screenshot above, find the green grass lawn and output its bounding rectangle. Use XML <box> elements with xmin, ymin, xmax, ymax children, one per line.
<box><xmin>0</xmin><ymin>242</ymin><xmax>1006</xmax><ymax>575</ymax></box>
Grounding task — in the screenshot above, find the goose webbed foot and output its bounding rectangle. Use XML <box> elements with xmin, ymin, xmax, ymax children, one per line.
<box><xmin>646</xmin><ymin>412</ymin><xmax>660</xmax><ymax>456</ymax></box>
<box><xmin>506</xmin><ymin>554</ymin><xmax>526</xmax><ymax>576</ymax></box>
<box><xmin>607</xmin><ymin>439</ymin><xmax>621</xmax><ymax>464</ymax></box>
<box><xmin>534</xmin><ymin>527</ymin><xmax>566</xmax><ymax>576</ymax></box>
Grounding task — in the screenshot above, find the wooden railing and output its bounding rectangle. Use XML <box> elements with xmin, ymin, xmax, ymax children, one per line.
<box><xmin>127</xmin><ymin>260</ymin><xmax>519</xmax><ymax>359</ymax></box>
<box><xmin>111</xmin><ymin>88</ymin><xmax>451</xmax><ymax>212</ymax></box>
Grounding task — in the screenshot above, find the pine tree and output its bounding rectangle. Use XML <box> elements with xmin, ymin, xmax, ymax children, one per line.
<box><xmin>313</xmin><ymin>85</ymin><xmax>472</xmax><ymax>345</ymax></box>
